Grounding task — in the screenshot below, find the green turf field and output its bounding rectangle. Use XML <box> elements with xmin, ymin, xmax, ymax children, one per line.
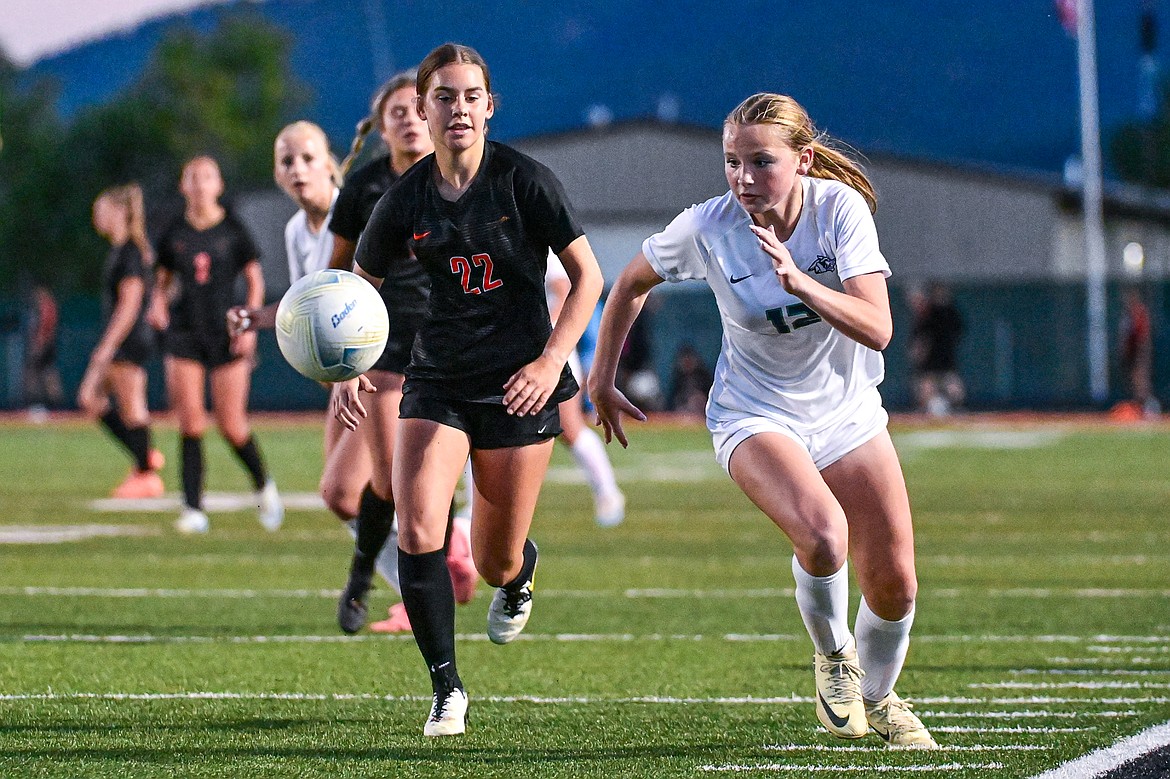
<box><xmin>1</xmin><ymin>415</ymin><xmax>1168</xmax><ymax>777</ymax></box>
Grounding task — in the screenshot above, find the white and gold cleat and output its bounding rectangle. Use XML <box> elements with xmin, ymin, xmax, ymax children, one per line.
<box><xmin>813</xmin><ymin>644</ymin><xmax>868</xmax><ymax>739</ymax></box>
<box><xmin>865</xmin><ymin>691</ymin><xmax>939</xmax><ymax>749</ymax></box>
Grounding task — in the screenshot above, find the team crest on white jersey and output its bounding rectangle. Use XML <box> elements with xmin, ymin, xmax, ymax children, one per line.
<box><xmin>809</xmin><ymin>254</ymin><xmax>836</xmax><ymax>274</ymax></box>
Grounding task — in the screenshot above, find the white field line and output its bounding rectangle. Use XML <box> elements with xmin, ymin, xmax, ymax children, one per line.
<box><xmin>3</xmin><ymin>585</ymin><xmax>1170</xmax><ymax>608</ymax></box>
<box><xmin>934</xmin><ymin>726</ymin><xmax>1091</xmax><ymax>734</ymax></box>
<box><xmin>14</xmin><ymin>632</ymin><xmax>1170</xmax><ymax>650</ymax></box>
<box><xmin>919</xmin><ymin>710</ymin><xmax>1137</xmax><ymax>719</ymax></box>
<box><xmin>0</xmin><ymin>691</ymin><xmax>1164</xmax><ymax>710</ymax></box>
<box><xmin>973</xmin><ymin>682</ymin><xmax>1170</xmax><ymax>690</ymax></box>
<box><xmin>1029</xmin><ymin>720</ymin><xmax>1170</xmax><ymax>779</ymax></box>
<box><xmin>0</xmin><ymin>525</ymin><xmax>160</xmax><ymax>543</ymax></box>
<box><xmin>1088</xmin><ymin>645</ymin><xmax>1170</xmax><ymax>653</ymax></box>
<box><xmin>895</xmin><ymin>429</ymin><xmax>1065</xmax><ymax>450</ymax></box>
<box><xmin>765</xmin><ymin>743</ymin><xmax>1048</xmax><ymax>752</ymax></box>
<box><xmin>1012</xmin><ymin>669</ymin><xmax>1170</xmax><ymax>676</ymax></box>
<box><xmin>1049</xmin><ymin>657</ymin><xmax>1162</xmax><ymax>665</ymax></box>
<box><xmin>703</xmin><ymin>764</ymin><xmax>1007</xmax><ymax>773</ymax></box>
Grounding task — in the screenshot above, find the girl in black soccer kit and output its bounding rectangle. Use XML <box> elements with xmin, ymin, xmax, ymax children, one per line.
<box><xmin>78</xmin><ymin>183</ymin><xmax>164</xmax><ymax>499</ymax></box>
<box><xmin>147</xmin><ymin>155</ymin><xmax>283</xmax><ymax>535</ymax></box>
<box><xmin>335</xmin><ymin>43</ymin><xmax>604</xmax><ymax>736</ymax></box>
<box><xmin>326</xmin><ymin>71</ymin><xmax>478</xmax><ymax>636</ymax></box>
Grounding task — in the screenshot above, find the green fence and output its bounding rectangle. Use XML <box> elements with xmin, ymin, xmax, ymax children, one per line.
<box><xmin>2</xmin><ymin>280</ymin><xmax>1166</xmax><ymax>413</ymax></box>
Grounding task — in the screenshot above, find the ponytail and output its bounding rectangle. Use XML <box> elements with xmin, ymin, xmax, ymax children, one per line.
<box><xmin>726</xmin><ymin>92</ymin><xmax>876</xmax><ymax>213</ymax></box>
<box><xmin>341</xmin><ymin>70</ymin><xmax>419</xmax><ymax>175</ymax></box>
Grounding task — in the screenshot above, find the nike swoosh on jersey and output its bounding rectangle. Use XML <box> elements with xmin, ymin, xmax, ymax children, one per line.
<box><xmin>412</xmin><ymin>231</ymin><xmax>431</xmax><ymax>241</ymax></box>
<box><xmin>730</xmin><ymin>273</ymin><xmax>753</xmax><ymax>284</ymax></box>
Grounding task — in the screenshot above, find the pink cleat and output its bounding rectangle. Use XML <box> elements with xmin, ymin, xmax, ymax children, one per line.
<box><xmin>447</xmin><ymin>516</ymin><xmax>478</xmax><ymax>604</ymax></box>
<box><xmin>111</xmin><ymin>470</ymin><xmax>165</xmax><ymax>499</ymax></box>
<box><xmin>369</xmin><ymin>602</ymin><xmax>412</xmax><ymax>633</ymax></box>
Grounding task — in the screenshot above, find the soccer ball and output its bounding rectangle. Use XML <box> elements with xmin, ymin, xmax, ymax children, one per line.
<box><xmin>275</xmin><ymin>269</ymin><xmax>389</xmax><ymax>382</ymax></box>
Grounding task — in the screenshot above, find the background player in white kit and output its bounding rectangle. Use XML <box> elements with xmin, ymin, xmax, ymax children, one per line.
<box><xmin>589</xmin><ymin>92</ymin><xmax>937</xmax><ymax>750</ymax></box>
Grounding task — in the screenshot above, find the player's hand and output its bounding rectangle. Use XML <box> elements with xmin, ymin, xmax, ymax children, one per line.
<box><xmin>229</xmin><ymin>329</ymin><xmax>257</xmax><ymax>358</ymax></box>
<box><xmin>503</xmin><ymin>353</ymin><xmax>562</xmax><ymax>416</ymax></box>
<box><xmin>588</xmin><ymin>382</ymin><xmax>646</xmax><ymax>448</ymax></box>
<box><xmin>75</xmin><ymin>370</ymin><xmax>106</xmax><ymax>418</ymax></box>
<box><xmin>333</xmin><ymin>375</ymin><xmax>377</xmax><ymax>430</ymax></box>
<box><xmin>145</xmin><ymin>293</ymin><xmax>169</xmax><ymax>331</ymax></box>
<box><xmin>226</xmin><ymin>306</ymin><xmax>253</xmax><ymax>337</ymax></box>
<box><xmin>750</xmin><ymin>224</ymin><xmax>807</xmax><ymax>296</ymax></box>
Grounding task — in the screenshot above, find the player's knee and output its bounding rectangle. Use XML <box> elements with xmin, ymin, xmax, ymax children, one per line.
<box><xmin>320</xmin><ymin>482</ymin><xmax>358</xmax><ymax>522</ymax></box>
<box><xmin>866</xmin><ymin>578</ymin><xmax>918</xmax><ymax>620</ymax></box>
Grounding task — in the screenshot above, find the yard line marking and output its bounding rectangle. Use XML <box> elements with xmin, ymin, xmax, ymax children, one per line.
<box><xmin>1029</xmin><ymin>720</ymin><xmax>1170</xmax><ymax>779</ymax></box>
<box><xmin>0</xmin><ymin>586</ymin><xmax>341</xmax><ymax>599</ymax></box>
<box><xmin>1049</xmin><ymin>657</ymin><xmax>1160</xmax><ymax>665</ymax></box>
<box><xmin>1011</xmin><ymin>669</ymin><xmax>1170</xmax><ymax>676</ymax></box>
<box><xmin>896</xmin><ymin>429</ymin><xmax>1064</xmax><ymax>449</ymax></box>
<box><xmin>702</xmin><ymin>763</ymin><xmax>1007</xmax><ymax>773</ymax></box>
<box><xmin>0</xmin><ymin>524</ymin><xmax>159</xmax><ymax>544</ymax></box>
<box><xmin>10</xmin><ymin>632</ymin><xmax>1170</xmax><ymax>651</ymax></box>
<box><xmin>0</xmin><ymin>691</ymin><xmax>1164</xmax><ymax>710</ymax></box>
<box><xmin>934</xmin><ymin>726</ymin><xmax>1092</xmax><ymax>734</ymax></box>
<box><xmin>995</xmin><ymin>679</ymin><xmax>1170</xmax><ymax>691</ymax></box>
<box><xmin>919</xmin><ymin>710</ymin><xmax>1137</xmax><ymax>719</ymax></box>
<box><xmin>1088</xmin><ymin>645</ymin><xmax>1170</xmax><ymax>653</ymax></box>
<box><xmin>764</xmin><ymin>744</ymin><xmax>1047</xmax><ymax>752</ymax></box>
<box><xmin>4</xmin><ymin>584</ymin><xmax>1169</xmax><ymax>608</ymax></box>
<box><xmin>931</xmin><ymin>587</ymin><xmax>1170</xmax><ymax>598</ymax></box>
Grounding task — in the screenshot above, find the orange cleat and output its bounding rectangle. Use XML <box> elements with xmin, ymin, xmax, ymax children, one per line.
<box><xmin>369</xmin><ymin>602</ymin><xmax>412</xmax><ymax>633</ymax></box>
<box><xmin>447</xmin><ymin>517</ymin><xmax>478</xmax><ymax>604</ymax></box>
<box><xmin>111</xmin><ymin>470</ymin><xmax>165</xmax><ymax>499</ymax></box>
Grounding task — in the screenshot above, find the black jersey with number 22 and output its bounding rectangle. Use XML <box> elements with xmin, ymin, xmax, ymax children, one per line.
<box><xmin>356</xmin><ymin>141</ymin><xmax>583</xmax><ymax>404</ymax></box>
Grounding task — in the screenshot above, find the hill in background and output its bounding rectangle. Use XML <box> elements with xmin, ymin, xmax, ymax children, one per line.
<box><xmin>18</xmin><ymin>0</ymin><xmax>1168</xmax><ymax>177</ymax></box>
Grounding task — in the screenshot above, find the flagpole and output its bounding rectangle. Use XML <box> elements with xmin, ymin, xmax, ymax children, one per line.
<box><xmin>1076</xmin><ymin>0</ymin><xmax>1109</xmax><ymax>403</ymax></box>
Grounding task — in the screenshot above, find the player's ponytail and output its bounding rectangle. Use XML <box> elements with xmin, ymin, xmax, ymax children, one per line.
<box><xmin>341</xmin><ymin>71</ymin><xmax>419</xmax><ymax>176</ymax></box>
<box><xmin>97</xmin><ymin>182</ymin><xmax>154</xmax><ymax>265</ymax></box>
<box><xmin>726</xmin><ymin>93</ymin><xmax>877</xmax><ymax>214</ymax></box>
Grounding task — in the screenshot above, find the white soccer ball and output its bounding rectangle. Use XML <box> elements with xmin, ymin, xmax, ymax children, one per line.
<box><xmin>275</xmin><ymin>269</ymin><xmax>389</xmax><ymax>382</ymax></box>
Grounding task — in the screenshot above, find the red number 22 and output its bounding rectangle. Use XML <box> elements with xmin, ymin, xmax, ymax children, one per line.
<box><xmin>449</xmin><ymin>253</ymin><xmax>503</xmax><ymax>295</ymax></box>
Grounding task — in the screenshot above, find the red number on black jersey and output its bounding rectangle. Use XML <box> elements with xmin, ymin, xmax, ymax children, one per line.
<box><xmin>449</xmin><ymin>253</ymin><xmax>504</xmax><ymax>295</ymax></box>
<box><xmin>193</xmin><ymin>252</ymin><xmax>212</xmax><ymax>285</ymax></box>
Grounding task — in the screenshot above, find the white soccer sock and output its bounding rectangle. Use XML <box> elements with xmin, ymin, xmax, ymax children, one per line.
<box><xmin>855</xmin><ymin>597</ymin><xmax>914</xmax><ymax>702</ymax></box>
<box><xmin>345</xmin><ymin>516</ymin><xmax>401</xmax><ymax>596</ymax></box>
<box><xmin>375</xmin><ymin>519</ymin><xmax>401</xmax><ymax>596</ymax></box>
<box><xmin>792</xmin><ymin>556</ymin><xmax>853</xmax><ymax>656</ymax></box>
<box><xmin>571</xmin><ymin>428</ymin><xmax>621</xmax><ymax>500</ymax></box>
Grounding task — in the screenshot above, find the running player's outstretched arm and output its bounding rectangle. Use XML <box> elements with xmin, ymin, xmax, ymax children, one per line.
<box><xmin>587</xmin><ymin>252</ymin><xmax>663</xmax><ymax>447</ymax></box>
<box><xmin>330</xmin><ymin>261</ymin><xmax>382</xmax><ymax>430</ymax></box>
<box><xmin>503</xmin><ymin>235</ymin><xmax>603</xmax><ymax>417</ymax></box>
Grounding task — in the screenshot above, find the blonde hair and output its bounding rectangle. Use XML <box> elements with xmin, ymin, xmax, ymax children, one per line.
<box><xmin>726</xmin><ymin>93</ymin><xmax>876</xmax><ymax>213</ymax></box>
<box><xmin>274</xmin><ymin>120</ymin><xmax>343</xmax><ymax>189</ymax></box>
<box><xmin>96</xmin><ymin>182</ymin><xmax>153</xmax><ymax>264</ymax></box>
<box><xmin>340</xmin><ymin>71</ymin><xmax>418</xmax><ymax>175</ymax></box>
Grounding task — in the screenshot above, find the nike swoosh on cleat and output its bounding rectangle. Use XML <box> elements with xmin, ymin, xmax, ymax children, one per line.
<box><xmin>730</xmin><ymin>273</ymin><xmax>752</xmax><ymax>284</ymax></box>
<box><xmin>872</xmin><ymin>725</ymin><xmax>891</xmax><ymax>741</ymax></box>
<box><xmin>818</xmin><ymin>693</ymin><xmax>853</xmax><ymax>729</ymax></box>
<box><xmin>413</xmin><ymin>231</ymin><xmax>431</xmax><ymax>241</ymax></box>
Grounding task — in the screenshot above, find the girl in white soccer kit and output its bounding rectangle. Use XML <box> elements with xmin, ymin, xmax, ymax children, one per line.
<box><xmin>590</xmin><ymin>92</ymin><xmax>937</xmax><ymax>749</ymax></box>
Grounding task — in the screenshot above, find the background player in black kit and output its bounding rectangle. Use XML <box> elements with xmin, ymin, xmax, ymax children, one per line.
<box><xmin>147</xmin><ymin>155</ymin><xmax>283</xmax><ymax>535</ymax></box>
<box><xmin>335</xmin><ymin>43</ymin><xmax>603</xmax><ymax>737</ymax></box>
<box><xmin>328</xmin><ymin>71</ymin><xmax>478</xmax><ymax>637</ymax></box>
<box><xmin>78</xmin><ymin>182</ymin><xmax>165</xmax><ymax>500</ymax></box>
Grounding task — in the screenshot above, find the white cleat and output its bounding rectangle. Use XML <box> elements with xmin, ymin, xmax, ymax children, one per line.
<box><xmin>257</xmin><ymin>479</ymin><xmax>284</xmax><ymax>532</ymax></box>
<box><xmin>814</xmin><ymin>643</ymin><xmax>868</xmax><ymax>739</ymax></box>
<box><xmin>594</xmin><ymin>489</ymin><xmax>626</xmax><ymax>527</ymax></box>
<box><xmin>175</xmin><ymin>507</ymin><xmax>210</xmax><ymax>535</ymax></box>
<box><xmin>865</xmin><ymin>691</ymin><xmax>939</xmax><ymax>749</ymax></box>
<box><xmin>424</xmin><ymin>686</ymin><xmax>468</xmax><ymax>737</ymax></box>
<box><xmin>487</xmin><ymin>544</ymin><xmax>537</xmax><ymax>645</ymax></box>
